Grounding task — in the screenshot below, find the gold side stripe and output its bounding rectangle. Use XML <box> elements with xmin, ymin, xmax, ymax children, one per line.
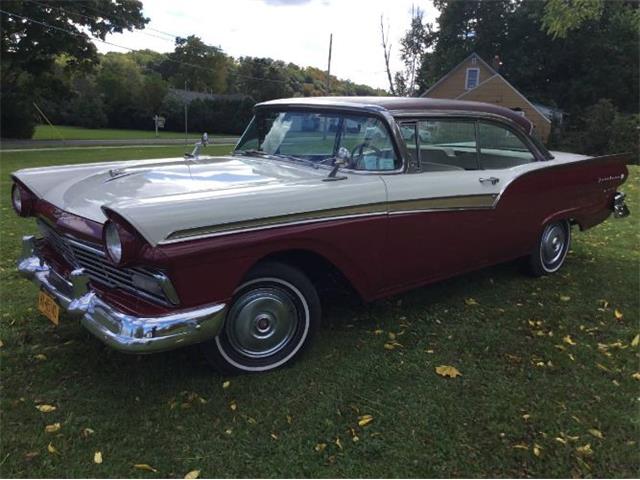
<box><xmin>163</xmin><ymin>194</ymin><xmax>498</xmax><ymax>243</ymax></box>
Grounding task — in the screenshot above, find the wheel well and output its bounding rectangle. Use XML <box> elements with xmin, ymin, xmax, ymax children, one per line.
<box><xmin>249</xmin><ymin>250</ymin><xmax>361</xmax><ymax>301</ymax></box>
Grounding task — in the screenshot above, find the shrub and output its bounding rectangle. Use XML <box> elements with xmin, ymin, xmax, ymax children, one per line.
<box><xmin>0</xmin><ymin>94</ymin><xmax>36</xmax><ymax>139</ymax></box>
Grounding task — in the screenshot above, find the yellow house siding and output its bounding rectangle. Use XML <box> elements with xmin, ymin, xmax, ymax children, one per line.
<box><xmin>457</xmin><ymin>75</ymin><xmax>551</xmax><ymax>141</ymax></box>
<box><xmin>425</xmin><ymin>57</ymin><xmax>495</xmax><ymax>99</ymax></box>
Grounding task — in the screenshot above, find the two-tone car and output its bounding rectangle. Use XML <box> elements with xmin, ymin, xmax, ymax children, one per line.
<box><xmin>11</xmin><ymin>97</ymin><xmax>630</xmax><ymax>373</ymax></box>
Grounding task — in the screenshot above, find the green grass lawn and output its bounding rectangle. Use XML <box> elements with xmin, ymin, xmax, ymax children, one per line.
<box><xmin>31</xmin><ymin>125</ymin><xmax>233</xmax><ymax>141</ymax></box>
<box><xmin>0</xmin><ymin>148</ymin><xmax>638</xmax><ymax>478</ymax></box>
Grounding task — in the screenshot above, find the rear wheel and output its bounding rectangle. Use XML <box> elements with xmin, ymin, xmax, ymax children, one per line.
<box><xmin>202</xmin><ymin>261</ymin><xmax>320</xmax><ymax>374</ymax></box>
<box><xmin>528</xmin><ymin>220</ymin><xmax>571</xmax><ymax>276</ymax></box>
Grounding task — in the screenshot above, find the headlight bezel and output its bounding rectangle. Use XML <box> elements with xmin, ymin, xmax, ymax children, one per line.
<box><xmin>104</xmin><ymin>221</ymin><xmax>123</xmax><ymax>264</ymax></box>
<box><xmin>11</xmin><ymin>182</ymin><xmax>35</xmax><ymax>217</ymax></box>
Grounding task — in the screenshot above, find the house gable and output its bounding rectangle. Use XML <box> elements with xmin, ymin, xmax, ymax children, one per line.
<box><xmin>456</xmin><ymin>74</ymin><xmax>551</xmax><ymax>139</ymax></box>
<box><xmin>421</xmin><ymin>53</ymin><xmax>496</xmax><ymax>99</ymax></box>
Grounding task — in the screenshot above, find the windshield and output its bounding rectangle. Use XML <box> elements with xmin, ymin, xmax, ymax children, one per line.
<box><xmin>235</xmin><ymin>110</ymin><xmax>400</xmax><ymax>171</ymax></box>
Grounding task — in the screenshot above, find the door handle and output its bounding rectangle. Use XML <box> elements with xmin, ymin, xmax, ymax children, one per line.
<box><xmin>479</xmin><ymin>176</ymin><xmax>500</xmax><ymax>185</ymax></box>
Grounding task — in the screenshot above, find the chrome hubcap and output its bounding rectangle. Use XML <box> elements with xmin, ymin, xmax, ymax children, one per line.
<box><xmin>541</xmin><ymin>224</ymin><xmax>566</xmax><ymax>266</ymax></box>
<box><xmin>226</xmin><ymin>287</ymin><xmax>298</xmax><ymax>359</ymax></box>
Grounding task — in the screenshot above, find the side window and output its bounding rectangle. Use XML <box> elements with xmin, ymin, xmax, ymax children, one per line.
<box><xmin>339</xmin><ymin>116</ymin><xmax>398</xmax><ymax>171</ymax></box>
<box><xmin>478</xmin><ymin>122</ymin><xmax>535</xmax><ymax>169</ymax></box>
<box><xmin>417</xmin><ymin>119</ymin><xmax>479</xmax><ymax>171</ymax></box>
<box><xmin>399</xmin><ymin>123</ymin><xmax>417</xmax><ymax>164</ymax></box>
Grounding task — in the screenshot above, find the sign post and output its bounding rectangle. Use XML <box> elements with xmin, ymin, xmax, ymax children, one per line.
<box><xmin>153</xmin><ymin>115</ymin><xmax>166</xmax><ymax>137</ymax></box>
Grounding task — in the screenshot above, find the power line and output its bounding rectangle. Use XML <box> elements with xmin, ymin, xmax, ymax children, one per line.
<box><xmin>0</xmin><ymin>8</ymin><xmax>291</xmax><ymax>85</ymax></box>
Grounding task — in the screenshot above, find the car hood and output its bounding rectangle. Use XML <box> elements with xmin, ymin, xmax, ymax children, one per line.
<box><xmin>14</xmin><ymin>155</ymin><xmax>387</xmax><ymax>246</ymax></box>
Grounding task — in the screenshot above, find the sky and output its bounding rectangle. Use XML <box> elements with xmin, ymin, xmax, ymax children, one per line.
<box><xmin>95</xmin><ymin>0</ymin><xmax>438</xmax><ymax>90</ymax></box>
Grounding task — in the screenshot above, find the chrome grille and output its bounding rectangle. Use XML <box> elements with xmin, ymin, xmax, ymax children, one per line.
<box><xmin>37</xmin><ymin>219</ymin><xmax>172</xmax><ymax>306</ymax></box>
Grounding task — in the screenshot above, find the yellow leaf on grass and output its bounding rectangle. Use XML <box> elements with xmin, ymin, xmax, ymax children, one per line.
<box><xmin>82</xmin><ymin>428</ymin><xmax>95</xmax><ymax>437</ymax></box>
<box><xmin>533</xmin><ymin>444</ymin><xmax>542</xmax><ymax>457</ymax></box>
<box><xmin>358</xmin><ymin>414</ymin><xmax>374</xmax><ymax>427</ymax></box>
<box><xmin>588</xmin><ymin>429</ymin><xmax>603</xmax><ymax>439</ymax></box>
<box><xmin>373</xmin><ymin>329</ymin><xmax>384</xmax><ymax>335</ymax></box>
<box><xmin>314</xmin><ymin>443</ymin><xmax>327</xmax><ymax>452</ymax></box>
<box><xmin>47</xmin><ymin>442</ymin><xmax>58</xmax><ymax>455</ymax></box>
<box><xmin>184</xmin><ymin>470</ymin><xmax>200</xmax><ymax>479</ymax></box>
<box><xmin>229</xmin><ymin>401</ymin><xmax>237</xmax><ymax>411</ymax></box>
<box><xmin>465</xmin><ymin>298</ymin><xmax>478</xmax><ymax>306</ymax></box>
<box><xmin>560</xmin><ymin>295</ymin><xmax>571</xmax><ymax>302</ymax></box>
<box><xmin>563</xmin><ymin>335</ymin><xmax>577</xmax><ymax>346</ymax></box>
<box><xmin>631</xmin><ymin>334</ymin><xmax>639</xmax><ymax>347</ymax></box>
<box><xmin>335</xmin><ymin>437</ymin><xmax>343</xmax><ymax>450</ymax></box>
<box><xmin>45</xmin><ymin>423</ymin><xmax>61</xmax><ymax>433</ymax></box>
<box><xmin>614</xmin><ymin>309</ymin><xmax>623</xmax><ymax>320</ymax></box>
<box><xmin>270</xmin><ymin>433</ymin><xmax>278</xmax><ymax>440</ymax></box>
<box><xmin>222</xmin><ymin>381</ymin><xmax>230</xmax><ymax>389</ymax></box>
<box><xmin>632</xmin><ymin>372</ymin><xmax>640</xmax><ymax>381</ymax></box>
<box><xmin>388</xmin><ymin>332</ymin><xmax>396</xmax><ymax>340</ymax></box>
<box><xmin>34</xmin><ymin>354</ymin><xmax>47</xmax><ymax>361</ymax></box>
<box><xmin>555</xmin><ymin>437</ymin><xmax>567</xmax><ymax>445</ymax></box>
<box><xmin>94</xmin><ymin>451</ymin><xmax>103</xmax><ymax>464</ymax></box>
<box><xmin>36</xmin><ymin>404</ymin><xmax>56</xmax><ymax>413</ymax></box>
<box><xmin>435</xmin><ymin>365</ymin><xmax>462</xmax><ymax>378</ymax></box>
<box><xmin>383</xmin><ymin>342</ymin><xmax>396</xmax><ymax>350</ymax></box>
<box><xmin>133</xmin><ymin>464</ymin><xmax>158</xmax><ymax>473</ymax></box>
<box><xmin>512</xmin><ymin>443</ymin><xmax>528</xmax><ymax>450</ymax></box>
<box><xmin>576</xmin><ymin>444</ymin><xmax>593</xmax><ymax>456</ymax></box>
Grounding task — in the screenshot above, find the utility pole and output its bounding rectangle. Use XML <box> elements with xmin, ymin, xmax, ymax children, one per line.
<box><xmin>184</xmin><ymin>80</ymin><xmax>188</xmax><ymax>147</ymax></box>
<box><xmin>326</xmin><ymin>33</ymin><xmax>332</xmax><ymax>95</ymax></box>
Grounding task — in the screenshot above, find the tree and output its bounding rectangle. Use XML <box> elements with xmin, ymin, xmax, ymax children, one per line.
<box><xmin>398</xmin><ymin>6</ymin><xmax>434</xmax><ymax>96</ymax></box>
<box><xmin>0</xmin><ymin>0</ymin><xmax>147</xmax><ymax>138</ymax></box>
<box><xmin>159</xmin><ymin>35</ymin><xmax>229</xmax><ymax>93</ymax></box>
<box><xmin>231</xmin><ymin>57</ymin><xmax>293</xmax><ymax>102</ymax></box>
<box><xmin>542</xmin><ymin>0</ymin><xmax>604</xmax><ymax>38</ymax></box>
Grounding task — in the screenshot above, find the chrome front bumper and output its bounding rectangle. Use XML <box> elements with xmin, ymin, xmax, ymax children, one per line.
<box><xmin>613</xmin><ymin>192</ymin><xmax>630</xmax><ymax>218</ymax></box>
<box><xmin>17</xmin><ymin>235</ymin><xmax>227</xmax><ymax>354</ymax></box>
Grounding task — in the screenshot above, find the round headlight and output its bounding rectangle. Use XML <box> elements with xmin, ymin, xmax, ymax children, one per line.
<box><xmin>104</xmin><ymin>222</ymin><xmax>123</xmax><ymax>264</ymax></box>
<box><xmin>11</xmin><ymin>183</ymin><xmax>23</xmax><ymax>215</ymax></box>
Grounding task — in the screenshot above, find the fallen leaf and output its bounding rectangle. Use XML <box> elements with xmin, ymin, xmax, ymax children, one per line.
<box><xmin>314</xmin><ymin>443</ymin><xmax>327</xmax><ymax>452</ymax></box>
<box><xmin>632</xmin><ymin>372</ymin><xmax>640</xmax><ymax>381</ymax></box>
<box><xmin>222</xmin><ymin>381</ymin><xmax>230</xmax><ymax>389</ymax></box>
<box><xmin>555</xmin><ymin>437</ymin><xmax>567</xmax><ymax>445</ymax></box>
<box><xmin>560</xmin><ymin>295</ymin><xmax>571</xmax><ymax>302</ymax></box>
<box><xmin>184</xmin><ymin>470</ymin><xmax>200</xmax><ymax>479</ymax></box>
<box><xmin>45</xmin><ymin>422</ymin><xmax>61</xmax><ymax>433</ymax></box>
<box><xmin>563</xmin><ymin>335</ymin><xmax>577</xmax><ymax>346</ymax></box>
<box><xmin>383</xmin><ymin>342</ymin><xmax>396</xmax><ymax>350</ymax></box>
<box><xmin>270</xmin><ymin>433</ymin><xmax>278</xmax><ymax>440</ymax></box>
<box><xmin>631</xmin><ymin>334</ymin><xmax>639</xmax><ymax>347</ymax></box>
<box><xmin>47</xmin><ymin>442</ymin><xmax>58</xmax><ymax>455</ymax></box>
<box><xmin>24</xmin><ymin>451</ymin><xmax>39</xmax><ymax>461</ymax></box>
<box><xmin>229</xmin><ymin>401</ymin><xmax>237</xmax><ymax>411</ymax></box>
<box><xmin>373</xmin><ymin>329</ymin><xmax>384</xmax><ymax>335</ymax></box>
<box><xmin>387</xmin><ymin>332</ymin><xmax>396</xmax><ymax>340</ymax></box>
<box><xmin>435</xmin><ymin>365</ymin><xmax>462</xmax><ymax>378</ymax></box>
<box><xmin>522</xmin><ymin>414</ymin><xmax>531</xmax><ymax>421</ymax></box>
<box><xmin>588</xmin><ymin>429</ymin><xmax>603</xmax><ymax>439</ymax></box>
<box><xmin>82</xmin><ymin>427</ymin><xmax>95</xmax><ymax>437</ymax></box>
<box><xmin>286</xmin><ymin>415</ymin><xmax>292</xmax><ymax>424</ymax></box>
<box><xmin>533</xmin><ymin>444</ymin><xmax>542</xmax><ymax>457</ymax></box>
<box><xmin>225</xmin><ymin>428</ymin><xmax>232</xmax><ymax>435</ymax></box>
<box><xmin>576</xmin><ymin>444</ymin><xmax>593</xmax><ymax>456</ymax></box>
<box><xmin>512</xmin><ymin>443</ymin><xmax>528</xmax><ymax>450</ymax></box>
<box><xmin>133</xmin><ymin>464</ymin><xmax>158</xmax><ymax>473</ymax></box>
<box><xmin>614</xmin><ymin>309</ymin><xmax>623</xmax><ymax>320</ymax></box>
<box><xmin>94</xmin><ymin>451</ymin><xmax>103</xmax><ymax>464</ymax></box>
<box><xmin>36</xmin><ymin>404</ymin><xmax>56</xmax><ymax>413</ymax></box>
<box><xmin>358</xmin><ymin>414</ymin><xmax>374</xmax><ymax>427</ymax></box>
<box><xmin>335</xmin><ymin>437</ymin><xmax>343</xmax><ymax>449</ymax></box>
<box><xmin>34</xmin><ymin>353</ymin><xmax>47</xmax><ymax>361</ymax></box>
<box><xmin>0</xmin><ymin>339</ymin><xmax>3</xmax><ymax>348</ymax></box>
<box><xmin>465</xmin><ymin>298</ymin><xmax>478</xmax><ymax>306</ymax></box>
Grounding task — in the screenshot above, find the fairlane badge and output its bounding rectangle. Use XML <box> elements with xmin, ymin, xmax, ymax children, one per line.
<box><xmin>598</xmin><ymin>174</ymin><xmax>624</xmax><ymax>183</ymax></box>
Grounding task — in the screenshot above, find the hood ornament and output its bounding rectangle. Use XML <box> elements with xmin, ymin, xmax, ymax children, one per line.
<box><xmin>185</xmin><ymin>133</ymin><xmax>210</xmax><ymax>160</ymax></box>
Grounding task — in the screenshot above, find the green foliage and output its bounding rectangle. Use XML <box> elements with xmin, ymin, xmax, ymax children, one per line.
<box><xmin>0</xmin><ymin>0</ymin><xmax>147</xmax><ymax>137</ymax></box>
<box><xmin>542</xmin><ymin>0</ymin><xmax>604</xmax><ymax>39</ymax></box>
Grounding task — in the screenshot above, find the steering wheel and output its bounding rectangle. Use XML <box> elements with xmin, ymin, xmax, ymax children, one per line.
<box><xmin>350</xmin><ymin>142</ymin><xmax>383</xmax><ymax>170</ymax></box>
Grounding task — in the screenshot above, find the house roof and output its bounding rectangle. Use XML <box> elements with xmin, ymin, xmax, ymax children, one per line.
<box><xmin>256</xmin><ymin>96</ymin><xmax>534</xmax><ymax>133</ymax></box>
<box><xmin>419</xmin><ymin>52</ymin><xmax>497</xmax><ymax>98</ymax></box>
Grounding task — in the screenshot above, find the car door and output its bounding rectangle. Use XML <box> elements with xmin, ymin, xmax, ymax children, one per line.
<box><xmin>380</xmin><ymin>118</ymin><xmax>503</xmax><ymax>292</ymax></box>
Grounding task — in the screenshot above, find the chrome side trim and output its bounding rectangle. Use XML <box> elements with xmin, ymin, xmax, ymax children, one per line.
<box><xmin>161</xmin><ymin>194</ymin><xmax>498</xmax><ymax>244</ymax></box>
<box><xmin>18</xmin><ymin>235</ymin><xmax>226</xmax><ymax>354</ymax></box>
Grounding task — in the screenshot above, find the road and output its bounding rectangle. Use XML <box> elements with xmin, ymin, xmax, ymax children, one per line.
<box><xmin>0</xmin><ymin>137</ymin><xmax>239</xmax><ymax>151</ymax></box>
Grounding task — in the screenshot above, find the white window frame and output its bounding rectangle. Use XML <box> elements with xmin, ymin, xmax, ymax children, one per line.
<box><xmin>465</xmin><ymin>68</ymin><xmax>480</xmax><ymax>90</ymax></box>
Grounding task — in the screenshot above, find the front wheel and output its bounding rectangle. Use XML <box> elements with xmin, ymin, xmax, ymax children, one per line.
<box><xmin>202</xmin><ymin>261</ymin><xmax>320</xmax><ymax>374</ymax></box>
<box><xmin>527</xmin><ymin>220</ymin><xmax>571</xmax><ymax>276</ymax></box>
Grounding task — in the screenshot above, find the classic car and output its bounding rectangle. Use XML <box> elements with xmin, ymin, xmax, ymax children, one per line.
<box><xmin>12</xmin><ymin>97</ymin><xmax>630</xmax><ymax>374</ymax></box>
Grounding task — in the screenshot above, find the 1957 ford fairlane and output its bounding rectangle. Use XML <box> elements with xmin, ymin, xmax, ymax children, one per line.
<box><xmin>11</xmin><ymin>97</ymin><xmax>630</xmax><ymax>373</ymax></box>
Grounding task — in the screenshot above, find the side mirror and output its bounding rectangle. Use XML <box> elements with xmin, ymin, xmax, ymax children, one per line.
<box><xmin>335</xmin><ymin>146</ymin><xmax>350</xmax><ymax>166</ymax></box>
<box><xmin>201</xmin><ymin>132</ymin><xmax>209</xmax><ymax>145</ymax></box>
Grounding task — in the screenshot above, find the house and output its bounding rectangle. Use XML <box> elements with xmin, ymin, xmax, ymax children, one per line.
<box><xmin>420</xmin><ymin>53</ymin><xmax>552</xmax><ymax>141</ymax></box>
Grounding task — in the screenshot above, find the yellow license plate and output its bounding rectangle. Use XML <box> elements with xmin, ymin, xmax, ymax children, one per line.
<box><xmin>38</xmin><ymin>290</ymin><xmax>60</xmax><ymax>326</ymax></box>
